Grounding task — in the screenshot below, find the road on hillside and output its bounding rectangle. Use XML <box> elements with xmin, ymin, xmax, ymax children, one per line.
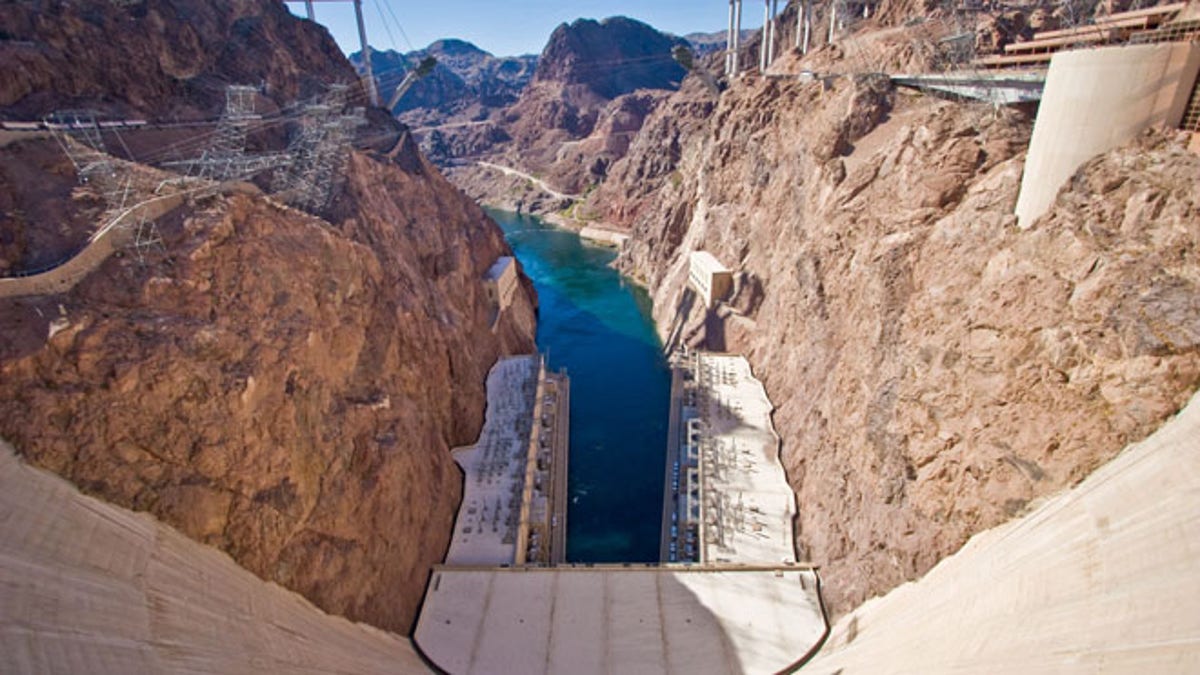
<box><xmin>477</xmin><ymin>161</ymin><xmax>581</xmax><ymax>201</ymax></box>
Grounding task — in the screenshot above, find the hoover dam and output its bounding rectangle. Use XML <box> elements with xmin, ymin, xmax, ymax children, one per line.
<box><xmin>2</xmin><ymin>0</ymin><xmax>1200</xmax><ymax>672</ymax></box>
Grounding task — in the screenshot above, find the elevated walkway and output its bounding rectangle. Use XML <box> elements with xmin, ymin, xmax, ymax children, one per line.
<box><xmin>891</xmin><ymin>71</ymin><xmax>1046</xmax><ymax>104</ymax></box>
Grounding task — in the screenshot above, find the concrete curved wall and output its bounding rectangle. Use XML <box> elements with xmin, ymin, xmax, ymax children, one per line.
<box><xmin>808</xmin><ymin>391</ymin><xmax>1200</xmax><ymax>672</ymax></box>
<box><xmin>1015</xmin><ymin>42</ymin><xmax>1200</xmax><ymax>228</ymax></box>
<box><xmin>0</xmin><ymin>440</ymin><xmax>427</xmax><ymax>674</ymax></box>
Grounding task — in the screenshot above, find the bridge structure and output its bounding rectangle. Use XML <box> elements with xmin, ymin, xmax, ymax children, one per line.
<box><xmin>296</xmin><ymin>0</ymin><xmax>380</xmax><ymax>106</ymax></box>
<box><xmin>719</xmin><ymin>0</ymin><xmax>1196</xmax><ymax>107</ymax></box>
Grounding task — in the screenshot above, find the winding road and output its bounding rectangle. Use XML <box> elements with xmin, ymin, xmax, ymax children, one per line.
<box><xmin>477</xmin><ymin>161</ymin><xmax>581</xmax><ymax>201</ymax></box>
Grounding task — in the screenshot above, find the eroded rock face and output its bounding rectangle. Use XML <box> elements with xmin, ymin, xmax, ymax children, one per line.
<box><xmin>0</xmin><ymin>0</ymin><xmax>357</xmax><ymax>120</ymax></box>
<box><xmin>611</xmin><ymin>67</ymin><xmax>1200</xmax><ymax>616</ymax></box>
<box><xmin>0</xmin><ymin>141</ymin><xmax>536</xmax><ymax>634</ymax></box>
<box><xmin>0</xmin><ymin>0</ymin><xmax>540</xmax><ymax>639</ymax></box>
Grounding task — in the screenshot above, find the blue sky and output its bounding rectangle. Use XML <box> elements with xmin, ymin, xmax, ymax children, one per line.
<box><xmin>285</xmin><ymin>1</ymin><xmax>764</xmax><ymax>57</ymax></box>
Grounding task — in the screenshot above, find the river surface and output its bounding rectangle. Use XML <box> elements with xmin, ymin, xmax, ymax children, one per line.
<box><xmin>488</xmin><ymin>209</ymin><xmax>669</xmax><ymax>563</ymax></box>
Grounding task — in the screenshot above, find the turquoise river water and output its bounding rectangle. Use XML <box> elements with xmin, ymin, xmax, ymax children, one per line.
<box><xmin>488</xmin><ymin>209</ymin><xmax>669</xmax><ymax>563</ymax></box>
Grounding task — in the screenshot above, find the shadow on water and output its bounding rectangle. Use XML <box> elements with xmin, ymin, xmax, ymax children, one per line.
<box><xmin>488</xmin><ymin>208</ymin><xmax>670</xmax><ymax>564</ymax></box>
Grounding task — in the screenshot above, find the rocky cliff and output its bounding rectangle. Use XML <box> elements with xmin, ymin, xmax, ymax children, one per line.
<box><xmin>0</xmin><ymin>0</ymin><xmax>537</xmax><ymax>635</ymax></box>
<box><xmin>0</xmin><ymin>0</ymin><xmax>356</xmax><ymax>120</ymax></box>
<box><xmin>435</xmin><ymin>17</ymin><xmax>689</xmax><ymax>208</ymax></box>
<box><xmin>606</xmin><ymin>43</ymin><xmax>1200</xmax><ymax>616</ymax></box>
<box><xmin>0</xmin><ymin>137</ymin><xmax>537</xmax><ymax>637</ymax></box>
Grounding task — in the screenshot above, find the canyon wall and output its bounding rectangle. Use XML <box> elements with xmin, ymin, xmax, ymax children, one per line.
<box><xmin>0</xmin><ymin>137</ymin><xmax>537</xmax><ymax>634</ymax></box>
<box><xmin>809</xmin><ymin>390</ymin><xmax>1200</xmax><ymax>672</ymax></box>
<box><xmin>0</xmin><ymin>0</ymin><xmax>538</xmax><ymax>635</ymax></box>
<box><xmin>0</xmin><ymin>0</ymin><xmax>355</xmax><ymax>120</ymax></box>
<box><xmin>438</xmin><ymin>17</ymin><xmax>688</xmax><ymax>208</ymax></box>
<box><xmin>356</xmin><ymin>40</ymin><xmax>537</xmax><ymax>126</ymax></box>
<box><xmin>611</xmin><ymin>56</ymin><xmax>1200</xmax><ymax>616</ymax></box>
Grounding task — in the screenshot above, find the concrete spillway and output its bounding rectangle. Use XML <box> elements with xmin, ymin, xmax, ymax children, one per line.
<box><xmin>0</xmin><ymin>440</ymin><xmax>426</xmax><ymax>674</ymax></box>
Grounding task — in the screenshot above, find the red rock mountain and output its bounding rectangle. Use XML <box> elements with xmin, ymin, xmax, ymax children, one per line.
<box><xmin>433</xmin><ymin>17</ymin><xmax>690</xmax><ymax>206</ymax></box>
<box><xmin>0</xmin><ymin>0</ymin><xmax>358</xmax><ymax>120</ymax></box>
<box><xmin>0</xmin><ymin>0</ymin><xmax>536</xmax><ymax>634</ymax></box>
<box><xmin>356</xmin><ymin>40</ymin><xmax>538</xmax><ymax>127</ymax></box>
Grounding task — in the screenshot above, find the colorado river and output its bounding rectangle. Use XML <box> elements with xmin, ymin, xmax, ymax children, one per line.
<box><xmin>488</xmin><ymin>209</ymin><xmax>669</xmax><ymax>563</ymax></box>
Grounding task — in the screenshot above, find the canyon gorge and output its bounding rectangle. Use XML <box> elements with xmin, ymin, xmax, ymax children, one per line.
<box><xmin>1</xmin><ymin>0</ymin><xmax>1198</xmax><ymax>670</ymax></box>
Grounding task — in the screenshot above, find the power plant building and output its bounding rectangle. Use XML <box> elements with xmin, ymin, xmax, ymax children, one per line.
<box><xmin>688</xmin><ymin>251</ymin><xmax>733</xmax><ymax>308</ymax></box>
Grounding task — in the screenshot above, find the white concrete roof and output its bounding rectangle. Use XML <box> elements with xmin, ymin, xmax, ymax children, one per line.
<box><xmin>689</xmin><ymin>251</ymin><xmax>729</xmax><ymax>275</ymax></box>
<box><xmin>415</xmin><ymin>565</ymin><xmax>827</xmax><ymax>675</ymax></box>
<box><xmin>0</xmin><ymin>440</ymin><xmax>427</xmax><ymax>674</ymax></box>
<box><xmin>695</xmin><ymin>354</ymin><xmax>796</xmax><ymax>564</ymax></box>
<box><xmin>485</xmin><ymin>256</ymin><xmax>515</xmax><ymax>281</ymax></box>
<box><xmin>447</xmin><ymin>356</ymin><xmax>537</xmax><ymax>565</ymax></box>
<box><xmin>810</xmin><ymin>391</ymin><xmax>1200</xmax><ymax>672</ymax></box>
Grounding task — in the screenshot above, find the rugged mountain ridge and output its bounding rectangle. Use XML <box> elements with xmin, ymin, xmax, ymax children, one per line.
<box><xmin>0</xmin><ymin>0</ymin><xmax>537</xmax><ymax>635</ymax></box>
<box><xmin>353</xmin><ymin>40</ymin><xmax>537</xmax><ymax>127</ymax></box>
<box><xmin>435</xmin><ymin>16</ymin><xmax>689</xmax><ymax>208</ymax></box>
<box><xmin>600</xmin><ymin>25</ymin><xmax>1200</xmax><ymax>615</ymax></box>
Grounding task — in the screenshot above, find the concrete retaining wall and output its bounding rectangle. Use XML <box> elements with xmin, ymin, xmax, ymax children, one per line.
<box><xmin>1015</xmin><ymin>42</ymin><xmax>1200</xmax><ymax>228</ymax></box>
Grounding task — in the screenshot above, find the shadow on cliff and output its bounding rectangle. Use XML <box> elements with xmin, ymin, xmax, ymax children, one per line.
<box><xmin>664</xmin><ymin>286</ymin><xmax>698</xmax><ymax>351</ymax></box>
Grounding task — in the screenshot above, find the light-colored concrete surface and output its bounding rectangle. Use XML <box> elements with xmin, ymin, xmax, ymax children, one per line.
<box><xmin>484</xmin><ymin>256</ymin><xmax>519</xmax><ymax>330</ymax></box>
<box><xmin>415</xmin><ymin>565</ymin><xmax>827</xmax><ymax>675</ymax></box>
<box><xmin>447</xmin><ymin>356</ymin><xmax>539</xmax><ymax>565</ymax></box>
<box><xmin>544</xmin><ymin>370</ymin><xmax>570</xmax><ymax>564</ymax></box>
<box><xmin>1015</xmin><ymin>42</ymin><xmax>1200</xmax><ymax>228</ymax></box>
<box><xmin>688</xmin><ymin>252</ymin><xmax>733</xmax><ymax>309</ymax></box>
<box><xmin>578</xmin><ymin>226</ymin><xmax>630</xmax><ymax>247</ymax></box>
<box><xmin>690</xmin><ymin>353</ymin><xmax>796</xmax><ymax>565</ymax></box>
<box><xmin>807</xmin><ymin>390</ymin><xmax>1200</xmax><ymax>673</ymax></box>
<box><xmin>0</xmin><ymin>439</ymin><xmax>427</xmax><ymax>674</ymax></box>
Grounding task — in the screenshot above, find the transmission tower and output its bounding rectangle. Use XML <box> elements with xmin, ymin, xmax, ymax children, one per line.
<box><xmin>44</xmin><ymin>110</ymin><xmax>116</xmax><ymax>188</ymax></box>
<box><xmin>273</xmin><ymin>86</ymin><xmax>366</xmax><ymax>213</ymax></box>
<box><xmin>173</xmin><ymin>85</ymin><xmax>262</xmax><ymax>181</ymax></box>
<box><xmin>129</xmin><ymin>214</ymin><xmax>165</xmax><ymax>265</ymax></box>
<box><xmin>161</xmin><ymin>84</ymin><xmax>291</xmax><ymax>183</ymax></box>
<box><xmin>205</xmin><ymin>85</ymin><xmax>259</xmax><ymax>179</ymax></box>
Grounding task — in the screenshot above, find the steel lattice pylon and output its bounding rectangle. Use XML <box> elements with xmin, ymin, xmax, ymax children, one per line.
<box><xmin>168</xmin><ymin>85</ymin><xmax>268</xmax><ymax>181</ymax></box>
<box><xmin>44</xmin><ymin>110</ymin><xmax>116</xmax><ymax>188</ymax></box>
<box><xmin>204</xmin><ymin>85</ymin><xmax>260</xmax><ymax>179</ymax></box>
<box><xmin>273</xmin><ymin>85</ymin><xmax>366</xmax><ymax>213</ymax></box>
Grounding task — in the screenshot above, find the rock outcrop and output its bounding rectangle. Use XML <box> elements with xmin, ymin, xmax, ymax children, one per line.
<box><xmin>0</xmin><ymin>135</ymin><xmax>536</xmax><ymax>635</ymax></box>
<box><xmin>0</xmin><ymin>0</ymin><xmax>357</xmax><ymax>120</ymax></box>
<box><xmin>608</xmin><ymin>48</ymin><xmax>1200</xmax><ymax>617</ymax></box>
